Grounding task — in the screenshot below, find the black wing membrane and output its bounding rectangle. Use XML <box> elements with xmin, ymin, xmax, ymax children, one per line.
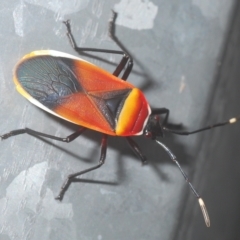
<box><xmin>15</xmin><ymin>55</ymin><xmax>83</xmax><ymax>109</ymax></box>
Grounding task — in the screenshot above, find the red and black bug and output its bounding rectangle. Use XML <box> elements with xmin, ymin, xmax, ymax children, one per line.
<box><xmin>1</xmin><ymin>12</ymin><xmax>240</xmax><ymax>227</ymax></box>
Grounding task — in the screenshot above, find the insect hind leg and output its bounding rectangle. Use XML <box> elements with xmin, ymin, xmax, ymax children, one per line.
<box><xmin>55</xmin><ymin>134</ymin><xmax>108</xmax><ymax>201</ymax></box>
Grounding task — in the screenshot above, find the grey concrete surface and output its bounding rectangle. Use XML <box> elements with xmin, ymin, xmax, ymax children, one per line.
<box><xmin>0</xmin><ymin>1</ymin><xmax>239</xmax><ymax>240</ymax></box>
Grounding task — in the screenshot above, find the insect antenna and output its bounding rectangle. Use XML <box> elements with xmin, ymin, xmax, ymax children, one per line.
<box><xmin>163</xmin><ymin>116</ymin><xmax>240</xmax><ymax>135</ymax></box>
<box><xmin>155</xmin><ymin>140</ymin><xmax>210</xmax><ymax>227</ymax></box>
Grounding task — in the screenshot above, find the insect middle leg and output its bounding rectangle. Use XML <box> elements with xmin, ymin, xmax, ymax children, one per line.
<box><xmin>63</xmin><ymin>11</ymin><xmax>133</xmax><ymax>80</ymax></box>
<box><xmin>56</xmin><ymin>134</ymin><xmax>108</xmax><ymax>201</ymax></box>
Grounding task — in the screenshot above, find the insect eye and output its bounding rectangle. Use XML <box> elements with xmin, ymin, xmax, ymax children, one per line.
<box><xmin>154</xmin><ymin>115</ymin><xmax>160</xmax><ymax>121</ymax></box>
<box><xmin>144</xmin><ymin>131</ymin><xmax>152</xmax><ymax>138</ymax></box>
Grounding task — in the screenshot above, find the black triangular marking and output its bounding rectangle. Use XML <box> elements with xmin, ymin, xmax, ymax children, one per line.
<box><xmin>90</xmin><ymin>95</ymin><xmax>115</xmax><ymax>129</ymax></box>
<box><xmin>89</xmin><ymin>89</ymin><xmax>131</xmax><ymax>130</ymax></box>
<box><xmin>104</xmin><ymin>92</ymin><xmax>129</xmax><ymax>118</ymax></box>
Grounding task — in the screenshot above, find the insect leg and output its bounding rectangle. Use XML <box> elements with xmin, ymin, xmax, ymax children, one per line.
<box><xmin>109</xmin><ymin>11</ymin><xmax>133</xmax><ymax>80</ymax></box>
<box><xmin>151</xmin><ymin>108</ymin><xmax>183</xmax><ymax>130</ymax></box>
<box><xmin>0</xmin><ymin>127</ymin><xmax>86</xmax><ymax>143</ymax></box>
<box><xmin>125</xmin><ymin>137</ymin><xmax>147</xmax><ymax>164</ymax></box>
<box><xmin>151</xmin><ymin>108</ymin><xmax>169</xmax><ymax>125</ymax></box>
<box><xmin>55</xmin><ymin>134</ymin><xmax>108</xmax><ymax>201</ymax></box>
<box><xmin>63</xmin><ymin>11</ymin><xmax>133</xmax><ymax>80</ymax></box>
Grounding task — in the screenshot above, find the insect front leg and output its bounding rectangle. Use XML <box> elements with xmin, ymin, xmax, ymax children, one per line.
<box><xmin>151</xmin><ymin>108</ymin><xmax>169</xmax><ymax>126</ymax></box>
<box><xmin>151</xmin><ymin>108</ymin><xmax>182</xmax><ymax>130</ymax></box>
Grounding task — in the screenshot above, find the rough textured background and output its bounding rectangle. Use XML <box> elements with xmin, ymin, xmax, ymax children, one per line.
<box><xmin>0</xmin><ymin>0</ymin><xmax>240</xmax><ymax>240</ymax></box>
